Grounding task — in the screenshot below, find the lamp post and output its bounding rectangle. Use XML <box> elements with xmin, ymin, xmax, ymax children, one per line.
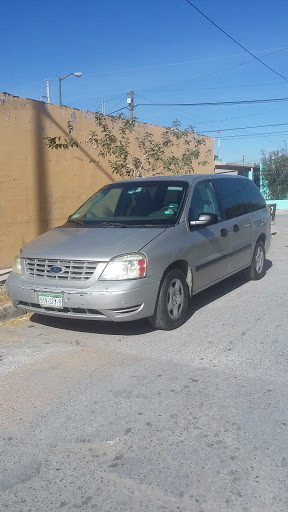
<box><xmin>59</xmin><ymin>72</ymin><xmax>82</xmax><ymax>106</ymax></box>
<box><xmin>282</xmin><ymin>139</ymin><xmax>287</xmax><ymax>152</ymax></box>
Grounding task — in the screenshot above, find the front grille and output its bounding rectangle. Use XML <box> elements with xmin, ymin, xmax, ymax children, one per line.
<box><xmin>25</xmin><ymin>258</ymin><xmax>99</xmax><ymax>281</ymax></box>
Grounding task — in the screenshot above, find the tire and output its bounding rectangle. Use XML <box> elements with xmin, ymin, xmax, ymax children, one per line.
<box><xmin>149</xmin><ymin>269</ymin><xmax>189</xmax><ymax>330</ymax></box>
<box><xmin>243</xmin><ymin>240</ymin><xmax>266</xmax><ymax>281</ymax></box>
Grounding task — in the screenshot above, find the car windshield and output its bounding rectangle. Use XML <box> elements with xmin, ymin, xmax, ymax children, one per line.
<box><xmin>69</xmin><ymin>180</ymin><xmax>188</xmax><ymax>227</ymax></box>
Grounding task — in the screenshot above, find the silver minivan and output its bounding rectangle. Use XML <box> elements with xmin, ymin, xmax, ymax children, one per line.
<box><xmin>7</xmin><ymin>174</ymin><xmax>271</xmax><ymax>330</ymax></box>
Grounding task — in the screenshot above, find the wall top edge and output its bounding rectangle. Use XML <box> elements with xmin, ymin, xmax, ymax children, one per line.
<box><xmin>0</xmin><ymin>92</ymin><xmax>213</xmax><ymax>141</ymax></box>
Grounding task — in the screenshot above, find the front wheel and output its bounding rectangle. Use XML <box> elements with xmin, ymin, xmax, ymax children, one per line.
<box><xmin>149</xmin><ymin>269</ymin><xmax>189</xmax><ymax>330</ymax></box>
<box><xmin>243</xmin><ymin>240</ymin><xmax>266</xmax><ymax>281</ymax></box>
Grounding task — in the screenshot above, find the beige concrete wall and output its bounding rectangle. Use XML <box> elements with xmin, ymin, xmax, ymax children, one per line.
<box><xmin>0</xmin><ymin>93</ymin><xmax>214</xmax><ymax>268</ymax></box>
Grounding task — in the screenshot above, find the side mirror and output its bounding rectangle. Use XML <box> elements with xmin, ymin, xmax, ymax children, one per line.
<box><xmin>189</xmin><ymin>213</ymin><xmax>218</xmax><ymax>228</ymax></box>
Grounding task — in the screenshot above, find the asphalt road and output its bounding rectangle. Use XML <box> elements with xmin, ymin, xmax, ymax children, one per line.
<box><xmin>1</xmin><ymin>213</ymin><xmax>288</xmax><ymax>512</ymax></box>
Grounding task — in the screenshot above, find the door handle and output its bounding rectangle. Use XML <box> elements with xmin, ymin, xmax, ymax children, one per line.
<box><xmin>221</xmin><ymin>228</ymin><xmax>228</xmax><ymax>237</ymax></box>
<box><xmin>233</xmin><ymin>224</ymin><xmax>240</xmax><ymax>232</ymax></box>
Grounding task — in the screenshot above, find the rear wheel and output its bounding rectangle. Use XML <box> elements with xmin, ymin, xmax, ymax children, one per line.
<box><xmin>149</xmin><ymin>269</ymin><xmax>189</xmax><ymax>330</ymax></box>
<box><xmin>243</xmin><ymin>240</ymin><xmax>266</xmax><ymax>281</ymax></box>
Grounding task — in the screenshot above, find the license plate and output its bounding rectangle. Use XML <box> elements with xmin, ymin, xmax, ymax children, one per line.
<box><xmin>39</xmin><ymin>293</ymin><xmax>63</xmax><ymax>308</ymax></box>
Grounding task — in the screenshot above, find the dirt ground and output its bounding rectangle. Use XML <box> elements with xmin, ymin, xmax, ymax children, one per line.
<box><xmin>0</xmin><ymin>284</ymin><xmax>9</xmax><ymax>307</ymax></box>
<box><xmin>0</xmin><ymin>313</ymin><xmax>31</xmax><ymax>331</ymax></box>
<box><xmin>0</xmin><ymin>283</ymin><xmax>31</xmax><ymax>329</ymax></box>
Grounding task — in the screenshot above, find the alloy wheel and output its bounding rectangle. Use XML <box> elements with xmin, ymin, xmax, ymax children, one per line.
<box><xmin>167</xmin><ymin>278</ymin><xmax>184</xmax><ymax>320</ymax></box>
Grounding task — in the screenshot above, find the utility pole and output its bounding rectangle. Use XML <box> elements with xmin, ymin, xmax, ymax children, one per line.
<box><xmin>46</xmin><ymin>80</ymin><xmax>50</xmax><ymax>104</ymax></box>
<box><xmin>127</xmin><ymin>89</ymin><xmax>134</xmax><ymax>121</ymax></box>
<box><xmin>217</xmin><ymin>130</ymin><xmax>221</xmax><ymax>161</ymax></box>
<box><xmin>101</xmin><ymin>99</ymin><xmax>106</xmax><ymax>115</ymax></box>
<box><xmin>59</xmin><ymin>77</ymin><xmax>62</xmax><ymax>107</ymax></box>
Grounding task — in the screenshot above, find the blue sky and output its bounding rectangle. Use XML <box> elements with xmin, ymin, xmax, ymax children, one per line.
<box><xmin>3</xmin><ymin>0</ymin><xmax>288</xmax><ymax>164</ymax></box>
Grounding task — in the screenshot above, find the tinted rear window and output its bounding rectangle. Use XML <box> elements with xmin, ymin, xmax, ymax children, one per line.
<box><xmin>211</xmin><ymin>178</ymin><xmax>266</xmax><ymax>220</ymax></box>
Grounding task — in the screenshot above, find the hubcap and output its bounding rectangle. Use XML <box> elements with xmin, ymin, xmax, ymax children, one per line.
<box><xmin>167</xmin><ymin>278</ymin><xmax>184</xmax><ymax>320</ymax></box>
<box><xmin>255</xmin><ymin>246</ymin><xmax>264</xmax><ymax>273</ymax></box>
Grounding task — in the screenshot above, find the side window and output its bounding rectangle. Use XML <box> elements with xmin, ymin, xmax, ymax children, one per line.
<box><xmin>212</xmin><ymin>177</ymin><xmax>266</xmax><ymax>220</ymax></box>
<box><xmin>241</xmin><ymin>180</ymin><xmax>266</xmax><ymax>213</ymax></box>
<box><xmin>211</xmin><ymin>178</ymin><xmax>244</xmax><ymax>220</ymax></box>
<box><xmin>189</xmin><ymin>180</ymin><xmax>222</xmax><ymax>221</ymax></box>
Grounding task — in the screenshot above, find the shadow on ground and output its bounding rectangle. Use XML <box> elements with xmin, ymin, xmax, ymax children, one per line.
<box><xmin>30</xmin><ymin>260</ymin><xmax>273</xmax><ymax>337</ymax></box>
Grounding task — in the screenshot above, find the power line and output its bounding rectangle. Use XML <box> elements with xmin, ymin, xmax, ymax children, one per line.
<box><xmin>84</xmin><ymin>46</ymin><xmax>286</xmax><ymax>77</ymax></box>
<box><xmin>107</xmin><ymin>106</ymin><xmax>129</xmax><ymax>115</ymax></box>
<box><xmin>131</xmin><ymin>47</ymin><xmax>288</xmax><ymax>98</ymax></box>
<box><xmin>136</xmin><ymin>97</ymin><xmax>288</xmax><ymax>107</ymax></box>
<box><xmin>202</xmin><ymin>122</ymin><xmax>288</xmax><ymax>134</ymax></box>
<box><xmin>220</xmin><ymin>130</ymin><xmax>288</xmax><ymax>140</ymax></box>
<box><xmin>183</xmin><ymin>0</ymin><xmax>288</xmax><ymax>83</ymax></box>
<box><xmin>197</xmin><ymin>81</ymin><xmax>286</xmax><ymax>91</ymax></box>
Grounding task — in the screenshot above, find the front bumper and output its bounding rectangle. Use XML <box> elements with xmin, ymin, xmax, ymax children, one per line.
<box><xmin>6</xmin><ymin>273</ymin><xmax>160</xmax><ymax>322</ymax></box>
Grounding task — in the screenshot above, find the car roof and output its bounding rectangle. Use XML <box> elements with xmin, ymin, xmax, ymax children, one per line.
<box><xmin>120</xmin><ymin>173</ymin><xmax>249</xmax><ymax>184</ymax></box>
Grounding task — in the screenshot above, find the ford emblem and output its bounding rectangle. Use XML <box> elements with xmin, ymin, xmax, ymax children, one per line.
<box><xmin>50</xmin><ymin>265</ymin><xmax>65</xmax><ymax>274</ymax></box>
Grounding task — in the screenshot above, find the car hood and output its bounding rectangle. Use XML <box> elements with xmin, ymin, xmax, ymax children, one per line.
<box><xmin>21</xmin><ymin>225</ymin><xmax>166</xmax><ymax>261</ymax></box>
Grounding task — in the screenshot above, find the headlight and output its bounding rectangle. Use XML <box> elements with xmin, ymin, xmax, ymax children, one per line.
<box><xmin>12</xmin><ymin>250</ymin><xmax>22</xmax><ymax>275</ymax></box>
<box><xmin>100</xmin><ymin>253</ymin><xmax>147</xmax><ymax>280</ymax></box>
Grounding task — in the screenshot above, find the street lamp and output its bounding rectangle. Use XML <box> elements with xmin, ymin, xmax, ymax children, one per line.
<box><xmin>282</xmin><ymin>139</ymin><xmax>287</xmax><ymax>152</ymax></box>
<box><xmin>59</xmin><ymin>72</ymin><xmax>82</xmax><ymax>106</ymax></box>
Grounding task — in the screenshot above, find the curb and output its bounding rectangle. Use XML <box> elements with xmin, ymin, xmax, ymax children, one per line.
<box><xmin>0</xmin><ymin>268</ymin><xmax>12</xmax><ymax>283</ymax></box>
<box><xmin>0</xmin><ymin>302</ymin><xmax>26</xmax><ymax>322</ymax></box>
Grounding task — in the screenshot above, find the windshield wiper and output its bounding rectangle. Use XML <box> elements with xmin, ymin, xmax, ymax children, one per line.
<box><xmin>89</xmin><ymin>221</ymin><xmax>128</xmax><ymax>228</ymax></box>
